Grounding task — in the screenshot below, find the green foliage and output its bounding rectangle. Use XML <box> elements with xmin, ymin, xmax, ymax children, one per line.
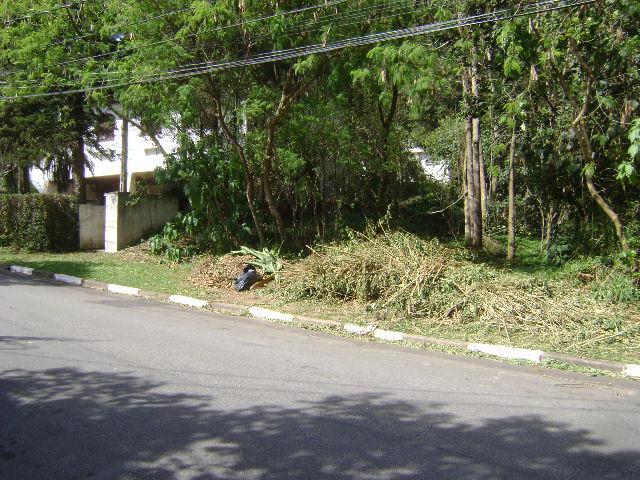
<box><xmin>591</xmin><ymin>268</ymin><xmax>640</xmax><ymax>304</ymax></box>
<box><xmin>544</xmin><ymin>241</ymin><xmax>572</xmax><ymax>266</ymax></box>
<box><xmin>148</xmin><ymin>220</ymin><xmax>195</xmax><ymax>263</ymax></box>
<box><xmin>0</xmin><ymin>194</ymin><xmax>78</xmax><ymax>251</ymax></box>
<box><xmin>154</xmin><ymin>139</ymin><xmax>251</xmax><ymax>254</ymax></box>
<box><xmin>231</xmin><ymin>246</ymin><xmax>283</xmax><ymax>277</ymax></box>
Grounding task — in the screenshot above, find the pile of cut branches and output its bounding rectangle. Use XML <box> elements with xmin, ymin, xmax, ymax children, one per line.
<box><xmin>277</xmin><ymin>230</ymin><xmax>640</xmax><ymax>360</ymax></box>
<box><xmin>279</xmin><ymin>230</ymin><xmax>451</xmax><ymax>314</ymax></box>
<box><xmin>189</xmin><ymin>254</ymin><xmax>254</xmax><ymax>290</ymax></box>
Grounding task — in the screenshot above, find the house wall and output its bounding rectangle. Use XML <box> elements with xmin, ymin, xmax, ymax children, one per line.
<box><xmin>104</xmin><ymin>192</ymin><xmax>178</xmax><ymax>252</ymax></box>
<box><xmin>30</xmin><ymin>111</ymin><xmax>177</xmax><ymax>194</ymax></box>
<box><xmin>79</xmin><ymin>204</ymin><xmax>106</xmax><ymax>250</ymax></box>
<box><xmin>88</xmin><ymin>114</ymin><xmax>177</xmax><ymax>192</ymax></box>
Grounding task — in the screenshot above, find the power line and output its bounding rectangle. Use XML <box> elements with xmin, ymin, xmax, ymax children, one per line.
<box><xmin>2</xmin><ymin>0</ymin><xmax>90</xmax><ymax>26</ymax></box>
<box><xmin>0</xmin><ymin>0</ymin><xmax>434</xmax><ymax>86</ymax></box>
<box><xmin>56</xmin><ymin>0</ymin><xmax>351</xmax><ymax>67</ymax></box>
<box><xmin>0</xmin><ymin>0</ymin><xmax>382</xmax><ymax>78</ymax></box>
<box><xmin>0</xmin><ymin>0</ymin><xmax>595</xmax><ymax>100</ymax></box>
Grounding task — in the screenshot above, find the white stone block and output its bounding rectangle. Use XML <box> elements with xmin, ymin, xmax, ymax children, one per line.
<box><xmin>54</xmin><ymin>273</ymin><xmax>82</xmax><ymax>286</ymax></box>
<box><xmin>624</xmin><ymin>364</ymin><xmax>640</xmax><ymax>378</ymax></box>
<box><xmin>248</xmin><ymin>307</ymin><xmax>294</xmax><ymax>322</ymax></box>
<box><xmin>9</xmin><ymin>265</ymin><xmax>33</xmax><ymax>275</ymax></box>
<box><xmin>373</xmin><ymin>329</ymin><xmax>404</xmax><ymax>342</ymax></box>
<box><xmin>467</xmin><ymin>343</ymin><xmax>543</xmax><ymax>363</ymax></box>
<box><xmin>107</xmin><ymin>284</ymin><xmax>140</xmax><ymax>296</ymax></box>
<box><xmin>169</xmin><ymin>295</ymin><xmax>209</xmax><ymax>308</ymax></box>
<box><xmin>344</xmin><ymin>323</ymin><xmax>376</xmax><ymax>335</ymax></box>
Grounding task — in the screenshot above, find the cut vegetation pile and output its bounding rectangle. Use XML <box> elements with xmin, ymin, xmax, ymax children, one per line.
<box><xmin>278</xmin><ymin>231</ymin><xmax>640</xmax><ymax>362</ymax></box>
<box><xmin>190</xmin><ymin>254</ymin><xmax>254</xmax><ymax>289</ymax></box>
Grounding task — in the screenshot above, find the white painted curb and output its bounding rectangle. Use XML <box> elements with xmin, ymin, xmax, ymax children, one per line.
<box><xmin>169</xmin><ymin>295</ymin><xmax>209</xmax><ymax>309</ymax></box>
<box><xmin>373</xmin><ymin>329</ymin><xmax>404</xmax><ymax>342</ymax></box>
<box><xmin>468</xmin><ymin>343</ymin><xmax>543</xmax><ymax>363</ymax></box>
<box><xmin>107</xmin><ymin>284</ymin><xmax>140</xmax><ymax>296</ymax></box>
<box><xmin>344</xmin><ymin>323</ymin><xmax>376</xmax><ymax>335</ymax></box>
<box><xmin>248</xmin><ymin>306</ymin><xmax>294</xmax><ymax>322</ymax></box>
<box><xmin>10</xmin><ymin>265</ymin><xmax>33</xmax><ymax>275</ymax></box>
<box><xmin>54</xmin><ymin>273</ymin><xmax>82</xmax><ymax>286</ymax></box>
<box><xmin>624</xmin><ymin>364</ymin><xmax>640</xmax><ymax>378</ymax></box>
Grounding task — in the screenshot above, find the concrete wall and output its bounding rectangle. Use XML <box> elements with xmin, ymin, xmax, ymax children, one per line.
<box><xmin>79</xmin><ymin>204</ymin><xmax>106</xmax><ymax>250</ymax></box>
<box><xmin>104</xmin><ymin>192</ymin><xmax>178</xmax><ymax>252</ymax></box>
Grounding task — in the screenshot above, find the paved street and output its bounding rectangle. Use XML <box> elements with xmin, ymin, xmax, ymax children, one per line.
<box><xmin>1</xmin><ymin>272</ymin><xmax>639</xmax><ymax>479</ymax></box>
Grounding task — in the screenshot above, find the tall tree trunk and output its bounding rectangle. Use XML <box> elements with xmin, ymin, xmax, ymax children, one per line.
<box><xmin>462</xmin><ymin>66</ymin><xmax>483</xmax><ymax>248</ymax></box>
<box><xmin>71</xmin><ymin>94</ymin><xmax>87</xmax><ymax>204</ymax></box>
<box><xmin>263</xmin><ymin>121</ymin><xmax>287</xmax><ymax>244</ymax></box>
<box><xmin>261</xmin><ymin>68</ymin><xmax>310</xmax><ymax>245</ymax></box>
<box><xmin>206</xmin><ymin>81</ymin><xmax>266</xmax><ymax>247</ymax></box>
<box><xmin>545</xmin><ymin>206</ymin><xmax>559</xmax><ymax>255</ymax></box>
<box><xmin>507</xmin><ymin>122</ymin><xmax>517</xmax><ymax>261</ymax></box>
<box><xmin>479</xmin><ymin>140</ymin><xmax>488</xmax><ymax>228</ymax></box>
<box><xmin>563</xmin><ymin>41</ymin><xmax>629</xmax><ymax>251</ymax></box>
<box><xmin>18</xmin><ymin>164</ymin><xmax>30</xmax><ymax>194</ymax></box>
<box><xmin>573</xmin><ymin>89</ymin><xmax>629</xmax><ymax>251</ymax></box>
<box><xmin>120</xmin><ymin>117</ymin><xmax>129</xmax><ymax>193</ymax></box>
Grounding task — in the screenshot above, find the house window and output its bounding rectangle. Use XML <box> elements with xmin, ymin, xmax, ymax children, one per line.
<box><xmin>144</xmin><ymin>147</ymin><xmax>162</xmax><ymax>156</ymax></box>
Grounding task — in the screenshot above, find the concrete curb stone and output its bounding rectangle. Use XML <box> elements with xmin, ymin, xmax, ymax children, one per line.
<box><xmin>403</xmin><ymin>334</ymin><xmax>468</xmax><ymax>349</ymax></box>
<box><xmin>208</xmin><ymin>303</ymin><xmax>250</xmax><ymax>316</ymax></box>
<box><xmin>293</xmin><ymin>315</ymin><xmax>341</xmax><ymax>328</ymax></box>
<box><xmin>248</xmin><ymin>306</ymin><xmax>294</xmax><ymax>322</ymax></box>
<box><xmin>53</xmin><ymin>273</ymin><xmax>83</xmax><ymax>286</ymax></box>
<box><xmin>82</xmin><ymin>279</ymin><xmax>108</xmax><ymax>290</ymax></box>
<box><xmin>169</xmin><ymin>295</ymin><xmax>209</xmax><ymax>309</ymax></box>
<box><xmin>2</xmin><ymin>263</ymin><xmax>639</xmax><ymax>380</ymax></box>
<box><xmin>9</xmin><ymin>265</ymin><xmax>33</xmax><ymax>275</ymax></box>
<box><xmin>107</xmin><ymin>284</ymin><xmax>140</xmax><ymax>296</ymax></box>
<box><xmin>139</xmin><ymin>290</ymin><xmax>170</xmax><ymax>302</ymax></box>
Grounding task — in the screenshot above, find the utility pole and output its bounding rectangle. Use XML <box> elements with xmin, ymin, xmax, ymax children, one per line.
<box><xmin>120</xmin><ymin>117</ymin><xmax>128</xmax><ymax>192</ymax></box>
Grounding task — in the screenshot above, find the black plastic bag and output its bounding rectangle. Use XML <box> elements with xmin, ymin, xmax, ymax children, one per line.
<box><xmin>233</xmin><ymin>264</ymin><xmax>260</xmax><ymax>292</ymax></box>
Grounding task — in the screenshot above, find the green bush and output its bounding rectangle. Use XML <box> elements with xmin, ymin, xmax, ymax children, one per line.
<box><xmin>0</xmin><ymin>194</ymin><xmax>78</xmax><ymax>251</ymax></box>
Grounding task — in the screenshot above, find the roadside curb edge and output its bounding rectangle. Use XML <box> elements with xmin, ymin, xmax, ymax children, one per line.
<box><xmin>2</xmin><ymin>263</ymin><xmax>638</xmax><ymax>379</ymax></box>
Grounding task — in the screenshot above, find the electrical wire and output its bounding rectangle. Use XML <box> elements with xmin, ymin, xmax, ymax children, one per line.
<box><xmin>2</xmin><ymin>0</ymin><xmax>90</xmax><ymax>26</ymax></box>
<box><xmin>0</xmin><ymin>0</ymin><xmax>596</xmax><ymax>100</ymax></box>
<box><xmin>0</xmin><ymin>0</ymin><xmax>391</xmax><ymax>77</ymax></box>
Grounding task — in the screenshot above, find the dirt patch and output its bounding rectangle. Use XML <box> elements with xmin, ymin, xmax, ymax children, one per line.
<box><xmin>190</xmin><ymin>254</ymin><xmax>254</xmax><ymax>290</ymax></box>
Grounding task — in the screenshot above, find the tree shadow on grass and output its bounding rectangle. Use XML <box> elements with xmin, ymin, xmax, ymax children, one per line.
<box><xmin>1</xmin><ymin>367</ymin><xmax>638</xmax><ymax>479</ymax></box>
<box><xmin>1</xmin><ymin>258</ymin><xmax>104</xmax><ymax>279</ymax></box>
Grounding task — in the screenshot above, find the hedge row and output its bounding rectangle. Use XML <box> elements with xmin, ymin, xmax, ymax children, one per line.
<box><xmin>0</xmin><ymin>194</ymin><xmax>78</xmax><ymax>251</ymax></box>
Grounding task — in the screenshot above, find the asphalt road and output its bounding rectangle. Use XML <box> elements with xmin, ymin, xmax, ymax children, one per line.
<box><xmin>1</xmin><ymin>272</ymin><xmax>639</xmax><ymax>479</ymax></box>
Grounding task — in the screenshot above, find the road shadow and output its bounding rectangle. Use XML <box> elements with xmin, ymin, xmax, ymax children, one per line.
<box><xmin>1</xmin><ymin>367</ymin><xmax>638</xmax><ymax>479</ymax></box>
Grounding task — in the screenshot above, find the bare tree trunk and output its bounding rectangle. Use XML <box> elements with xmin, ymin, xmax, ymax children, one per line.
<box><xmin>464</xmin><ymin>117</ymin><xmax>473</xmax><ymax>243</ymax></box>
<box><xmin>479</xmin><ymin>139</ymin><xmax>488</xmax><ymax>227</ymax></box>
<box><xmin>545</xmin><ymin>206</ymin><xmax>559</xmax><ymax>255</ymax></box>
<box><xmin>261</xmin><ymin>68</ymin><xmax>310</xmax><ymax>245</ymax></box>
<box><xmin>507</xmin><ymin>122</ymin><xmax>517</xmax><ymax>261</ymax></box>
<box><xmin>563</xmin><ymin>41</ymin><xmax>629</xmax><ymax>251</ymax></box>
<box><xmin>573</xmin><ymin>90</ymin><xmax>629</xmax><ymax>251</ymax></box>
<box><xmin>18</xmin><ymin>164</ymin><xmax>31</xmax><ymax>194</ymax></box>
<box><xmin>120</xmin><ymin>117</ymin><xmax>128</xmax><ymax>193</ymax></box>
<box><xmin>462</xmin><ymin>66</ymin><xmax>483</xmax><ymax>249</ymax></box>
<box><xmin>263</xmin><ymin>121</ymin><xmax>288</xmax><ymax>244</ymax></box>
<box><xmin>206</xmin><ymin>81</ymin><xmax>266</xmax><ymax>247</ymax></box>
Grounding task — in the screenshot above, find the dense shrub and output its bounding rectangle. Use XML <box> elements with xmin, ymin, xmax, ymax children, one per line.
<box><xmin>0</xmin><ymin>194</ymin><xmax>78</xmax><ymax>251</ymax></box>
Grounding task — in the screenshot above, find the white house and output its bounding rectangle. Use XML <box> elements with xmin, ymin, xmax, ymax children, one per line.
<box><xmin>31</xmin><ymin>111</ymin><xmax>177</xmax><ymax>202</ymax></box>
<box><xmin>409</xmin><ymin>146</ymin><xmax>449</xmax><ymax>182</ymax></box>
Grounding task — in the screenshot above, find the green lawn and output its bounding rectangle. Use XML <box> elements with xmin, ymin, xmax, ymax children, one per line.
<box><xmin>0</xmin><ymin>247</ymin><xmax>194</xmax><ymax>295</ymax></box>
